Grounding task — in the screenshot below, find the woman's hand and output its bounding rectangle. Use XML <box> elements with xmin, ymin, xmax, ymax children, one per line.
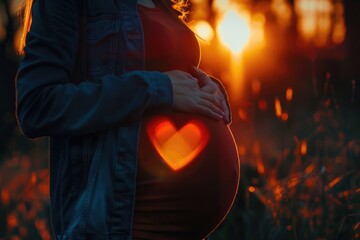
<box><xmin>163</xmin><ymin>70</ymin><xmax>225</xmax><ymax>121</ymax></box>
<box><xmin>190</xmin><ymin>67</ymin><xmax>231</xmax><ymax>123</ymax></box>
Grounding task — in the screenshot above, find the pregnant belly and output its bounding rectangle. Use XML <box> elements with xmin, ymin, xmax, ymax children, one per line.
<box><xmin>133</xmin><ymin>112</ymin><xmax>240</xmax><ymax>240</ymax></box>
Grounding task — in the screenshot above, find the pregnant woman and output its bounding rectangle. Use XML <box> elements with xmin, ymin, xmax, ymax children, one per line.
<box><xmin>16</xmin><ymin>0</ymin><xmax>240</xmax><ymax>239</ymax></box>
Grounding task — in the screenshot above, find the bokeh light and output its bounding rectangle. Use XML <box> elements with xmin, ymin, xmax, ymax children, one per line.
<box><xmin>191</xmin><ymin>20</ymin><xmax>214</xmax><ymax>42</ymax></box>
<box><xmin>216</xmin><ymin>8</ymin><xmax>251</xmax><ymax>54</ymax></box>
<box><xmin>147</xmin><ymin>117</ymin><xmax>209</xmax><ymax>171</ymax></box>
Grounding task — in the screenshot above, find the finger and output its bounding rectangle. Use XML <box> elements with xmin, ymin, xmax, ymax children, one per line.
<box><xmin>184</xmin><ymin>72</ymin><xmax>199</xmax><ymax>83</ymax></box>
<box><xmin>192</xmin><ymin>67</ymin><xmax>208</xmax><ymax>79</ymax></box>
<box><xmin>198</xmin><ymin>97</ymin><xmax>225</xmax><ymax>117</ymax></box>
<box><xmin>221</xmin><ymin>99</ymin><xmax>230</xmax><ymax>123</ymax></box>
<box><xmin>201</xmin><ymin>83</ymin><xmax>217</xmax><ymax>94</ymax></box>
<box><xmin>191</xmin><ymin>67</ymin><xmax>212</xmax><ymax>86</ymax></box>
<box><xmin>195</xmin><ymin>105</ymin><xmax>223</xmax><ymax>121</ymax></box>
<box><xmin>199</xmin><ymin>92</ymin><xmax>221</xmax><ymax>108</ymax></box>
<box><xmin>182</xmin><ymin>78</ymin><xmax>200</xmax><ymax>89</ymax></box>
<box><xmin>221</xmin><ymin>99</ymin><xmax>229</xmax><ymax>115</ymax></box>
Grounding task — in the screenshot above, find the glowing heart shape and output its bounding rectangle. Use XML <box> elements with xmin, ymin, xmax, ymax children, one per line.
<box><xmin>147</xmin><ymin>117</ymin><xmax>209</xmax><ymax>171</ymax></box>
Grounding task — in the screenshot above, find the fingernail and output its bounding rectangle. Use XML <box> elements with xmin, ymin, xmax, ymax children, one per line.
<box><xmin>189</xmin><ymin>66</ymin><xmax>197</xmax><ymax>76</ymax></box>
<box><xmin>214</xmin><ymin>112</ymin><xmax>224</xmax><ymax>119</ymax></box>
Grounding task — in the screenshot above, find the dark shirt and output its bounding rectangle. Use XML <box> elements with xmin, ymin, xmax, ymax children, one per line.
<box><xmin>132</xmin><ymin>3</ymin><xmax>240</xmax><ymax>240</ymax></box>
<box><xmin>138</xmin><ymin>3</ymin><xmax>199</xmax><ymax>72</ymax></box>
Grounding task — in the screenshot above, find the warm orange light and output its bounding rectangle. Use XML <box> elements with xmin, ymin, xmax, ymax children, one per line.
<box><xmin>212</xmin><ymin>0</ymin><xmax>230</xmax><ymax>13</ymax></box>
<box><xmin>305</xmin><ymin>163</ymin><xmax>315</xmax><ymax>174</ymax></box>
<box><xmin>251</xmin><ymin>79</ymin><xmax>261</xmax><ymax>95</ymax></box>
<box><xmin>253</xmin><ymin>142</ymin><xmax>264</xmax><ymax>174</ymax></box>
<box><xmin>35</xmin><ymin>219</ymin><xmax>47</xmax><ymax>230</ymax></box>
<box><xmin>217</xmin><ymin>8</ymin><xmax>251</xmax><ymax>54</ymax></box>
<box><xmin>31</xmin><ymin>172</ymin><xmax>37</xmax><ymax>184</ymax></box>
<box><xmin>300</xmin><ymin>140</ymin><xmax>307</xmax><ymax>155</ymax></box>
<box><xmin>287</xmin><ymin>177</ymin><xmax>300</xmax><ymax>188</ymax></box>
<box><xmin>271</xmin><ymin>0</ymin><xmax>292</xmax><ymax>30</ymax></box>
<box><xmin>294</xmin><ymin>0</ymin><xmax>343</xmax><ymax>47</ymax></box>
<box><xmin>281</xmin><ymin>112</ymin><xmax>289</xmax><ymax>122</ymax></box>
<box><xmin>332</xmin><ymin>3</ymin><xmax>346</xmax><ymax>44</ymax></box>
<box><xmin>250</xmin><ymin>13</ymin><xmax>266</xmax><ymax>48</ymax></box>
<box><xmin>257</xmin><ymin>159</ymin><xmax>265</xmax><ymax>175</ymax></box>
<box><xmin>191</xmin><ymin>20</ymin><xmax>214</xmax><ymax>42</ymax></box>
<box><xmin>342</xmin><ymin>190</ymin><xmax>350</xmax><ymax>197</ymax></box>
<box><xmin>238</xmin><ymin>144</ymin><xmax>246</xmax><ymax>156</ymax></box>
<box><xmin>275</xmin><ymin>97</ymin><xmax>282</xmax><ymax>117</ymax></box>
<box><xmin>147</xmin><ymin>117</ymin><xmax>209</xmax><ymax>171</ymax></box>
<box><xmin>248</xmin><ymin>186</ymin><xmax>256</xmax><ymax>192</ymax></box>
<box><xmin>7</xmin><ymin>213</ymin><xmax>17</xmax><ymax>228</ymax></box>
<box><xmin>38</xmin><ymin>183</ymin><xmax>48</xmax><ymax>195</ymax></box>
<box><xmin>332</xmin><ymin>21</ymin><xmax>346</xmax><ymax>44</ymax></box>
<box><xmin>238</xmin><ymin>108</ymin><xmax>248</xmax><ymax>121</ymax></box>
<box><xmin>286</xmin><ymin>88</ymin><xmax>293</xmax><ymax>101</ymax></box>
<box><xmin>258</xmin><ymin>99</ymin><xmax>268</xmax><ymax>111</ymax></box>
<box><xmin>1</xmin><ymin>189</ymin><xmax>9</xmax><ymax>205</ymax></box>
<box><xmin>274</xmin><ymin>186</ymin><xmax>283</xmax><ymax>201</ymax></box>
<box><xmin>328</xmin><ymin>176</ymin><xmax>343</xmax><ymax>189</ymax></box>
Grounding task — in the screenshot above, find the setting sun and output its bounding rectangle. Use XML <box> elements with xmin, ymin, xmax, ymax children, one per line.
<box><xmin>216</xmin><ymin>8</ymin><xmax>251</xmax><ymax>54</ymax></box>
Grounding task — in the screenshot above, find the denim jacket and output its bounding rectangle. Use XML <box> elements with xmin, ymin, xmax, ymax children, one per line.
<box><xmin>16</xmin><ymin>0</ymin><xmax>174</xmax><ymax>239</ymax></box>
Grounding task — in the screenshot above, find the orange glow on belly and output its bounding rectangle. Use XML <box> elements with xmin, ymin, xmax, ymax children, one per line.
<box><xmin>147</xmin><ymin>117</ymin><xmax>210</xmax><ymax>171</ymax></box>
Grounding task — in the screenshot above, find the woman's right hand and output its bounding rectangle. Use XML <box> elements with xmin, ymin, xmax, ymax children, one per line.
<box><xmin>163</xmin><ymin>70</ymin><xmax>225</xmax><ymax>121</ymax></box>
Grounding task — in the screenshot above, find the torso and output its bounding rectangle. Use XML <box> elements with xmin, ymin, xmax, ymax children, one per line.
<box><xmin>133</xmin><ymin>2</ymin><xmax>240</xmax><ymax>239</ymax></box>
<box><xmin>136</xmin><ymin>1</ymin><xmax>199</xmax><ymax>72</ymax></box>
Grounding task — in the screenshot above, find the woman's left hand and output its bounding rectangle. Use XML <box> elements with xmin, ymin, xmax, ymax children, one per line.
<box><xmin>190</xmin><ymin>67</ymin><xmax>231</xmax><ymax>124</ymax></box>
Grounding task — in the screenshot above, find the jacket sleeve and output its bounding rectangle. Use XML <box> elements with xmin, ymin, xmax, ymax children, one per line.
<box><xmin>15</xmin><ymin>0</ymin><xmax>173</xmax><ymax>139</ymax></box>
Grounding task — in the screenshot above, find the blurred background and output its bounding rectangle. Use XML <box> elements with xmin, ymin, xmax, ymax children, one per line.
<box><xmin>1</xmin><ymin>0</ymin><xmax>360</xmax><ymax>239</ymax></box>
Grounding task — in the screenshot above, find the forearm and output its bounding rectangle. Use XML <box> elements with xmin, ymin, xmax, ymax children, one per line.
<box><xmin>16</xmin><ymin>70</ymin><xmax>173</xmax><ymax>139</ymax></box>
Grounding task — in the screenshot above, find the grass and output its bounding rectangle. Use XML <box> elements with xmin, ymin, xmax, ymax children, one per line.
<box><xmin>1</xmin><ymin>74</ymin><xmax>360</xmax><ymax>240</ymax></box>
<box><xmin>212</xmin><ymin>73</ymin><xmax>360</xmax><ymax>240</ymax></box>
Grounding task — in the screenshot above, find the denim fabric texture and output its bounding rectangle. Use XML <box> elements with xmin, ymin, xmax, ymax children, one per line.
<box><xmin>16</xmin><ymin>0</ymin><xmax>173</xmax><ymax>238</ymax></box>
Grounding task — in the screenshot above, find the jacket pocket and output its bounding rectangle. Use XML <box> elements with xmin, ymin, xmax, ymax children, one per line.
<box><xmin>86</xmin><ymin>16</ymin><xmax>122</xmax><ymax>75</ymax></box>
<box><xmin>68</xmin><ymin>134</ymin><xmax>97</xmax><ymax>192</ymax></box>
